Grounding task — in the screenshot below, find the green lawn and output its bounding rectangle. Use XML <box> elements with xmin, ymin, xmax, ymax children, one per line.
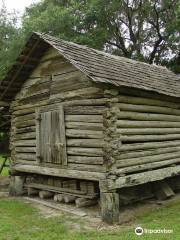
<box><xmin>0</xmin><ymin>155</ymin><xmax>9</xmax><ymax>176</ymax></box>
<box><xmin>0</xmin><ymin>198</ymin><xmax>179</xmax><ymax>240</ymax></box>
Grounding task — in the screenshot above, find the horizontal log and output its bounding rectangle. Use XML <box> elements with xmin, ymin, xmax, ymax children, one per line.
<box><xmin>75</xmin><ymin>198</ymin><xmax>97</xmax><ymax>208</ymax></box>
<box><xmin>54</xmin><ymin>194</ymin><xmax>64</xmax><ymax>203</ymax></box>
<box><xmin>67</xmin><ymin>139</ymin><xmax>104</xmax><ymax>148</ymax></box>
<box><xmin>65</xmin><ymin>106</ymin><xmax>106</xmax><ymax>115</ymax></box>
<box><xmin>117</xmin><ymin>111</ymin><xmax>180</xmax><ymax>122</ymax></box>
<box><xmin>16</xmin><ymin>153</ymin><xmax>36</xmax><ymax>161</ymax></box>
<box><xmin>38</xmin><ymin>99</ymin><xmax>107</xmax><ymax>113</ymax></box>
<box><xmin>22</xmin><ymin>76</ymin><xmax>50</xmax><ymax>88</ymax></box>
<box><xmin>63</xmin><ymin>98</ymin><xmax>108</xmax><ymax>106</ymax></box>
<box><xmin>117</xmin><ymin>146</ymin><xmax>180</xmax><ymax>160</ymax></box>
<box><xmin>116</xmin><ymin>95</ymin><xmax>180</xmax><ymax>109</ymax></box>
<box><xmin>116</xmin><ymin>103</ymin><xmax>180</xmax><ymax>116</ymax></box>
<box><xmin>120</xmin><ymin>134</ymin><xmax>180</xmax><ymax>142</ymax></box>
<box><xmin>12</xmin><ymin>99</ymin><xmax>49</xmax><ymax>112</ymax></box>
<box><xmin>39</xmin><ymin>191</ymin><xmax>54</xmax><ymax>199</ymax></box>
<box><xmin>26</xmin><ymin>182</ymin><xmax>97</xmax><ymax>199</ymax></box>
<box><xmin>119</xmin><ymin>140</ymin><xmax>180</xmax><ymax>152</ymax></box>
<box><xmin>14</xmin><ymin>140</ymin><xmax>36</xmax><ymax>147</ymax></box>
<box><xmin>65</xmin><ymin>115</ymin><xmax>103</xmax><ymax>123</ymax></box>
<box><xmin>15</xmin><ymin>120</ymin><xmax>35</xmax><ymax>128</ymax></box>
<box><xmin>15</xmin><ymin>147</ymin><xmax>36</xmax><ymax>153</ymax></box>
<box><xmin>117</xmin><ymin>120</ymin><xmax>180</xmax><ymax>128</ymax></box>
<box><xmin>68</xmin><ymin>163</ymin><xmax>105</xmax><ymax>172</ymax></box>
<box><xmin>64</xmin><ymin>195</ymin><xmax>76</xmax><ymax>203</ymax></box>
<box><xmin>67</xmin><ymin>147</ymin><xmax>103</xmax><ymax>156</ymax></box>
<box><xmin>116</xmin><ymin>151</ymin><xmax>180</xmax><ymax>168</ymax></box>
<box><xmin>15</xmin><ymin>159</ymin><xmax>38</xmax><ymax>166</ymax></box>
<box><xmin>113</xmin><ymin>158</ymin><xmax>180</xmax><ymax>175</ymax></box>
<box><xmin>14</xmin><ymin>132</ymin><xmax>36</xmax><ymax>140</ymax></box>
<box><xmin>68</xmin><ymin>156</ymin><xmax>103</xmax><ymax>165</ymax></box>
<box><xmin>15</xmin><ymin>127</ymin><xmax>36</xmax><ymax>134</ymax></box>
<box><xmin>14</xmin><ymin>165</ymin><xmax>106</xmax><ymax>180</ymax></box>
<box><xmin>51</xmin><ymin>74</ymin><xmax>91</xmax><ymax>94</ymax></box>
<box><xmin>13</xmin><ymin>108</ymin><xmax>35</xmax><ymax>116</ymax></box>
<box><xmin>50</xmin><ymin>87</ymin><xmax>103</xmax><ymax>101</ymax></box>
<box><xmin>16</xmin><ymin>86</ymin><xmax>50</xmax><ymax>102</ymax></box>
<box><xmin>117</xmin><ymin>128</ymin><xmax>180</xmax><ymax>135</ymax></box>
<box><xmin>108</xmin><ymin>166</ymin><xmax>180</xmax><ymax>189</ymax></box>
<box><xmin>14</xmin><ymin>113</ymin><xmax>35</xmax><ymax>123</ymax></box>
<box><xmin>66</xmin><ymin>129</ymin><xmax>103</xmax><ymax>139</ymax></box>
<box><xmin>66</xmin><ymin>122</ymin><xmax>103</xmax><ymax>131</ymax></box>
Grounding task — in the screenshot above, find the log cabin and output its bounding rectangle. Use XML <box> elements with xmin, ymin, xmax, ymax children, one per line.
<box><xmin>0</xmin><ymin>32</ymin><xmax>180</xmax><ymax>223</ymax></box>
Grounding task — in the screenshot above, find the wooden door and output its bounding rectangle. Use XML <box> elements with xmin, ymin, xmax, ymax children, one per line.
<box><xmin>36</xmin><ymin>106</ymin><xmax>67</xmax><ymax>166</ymax></box>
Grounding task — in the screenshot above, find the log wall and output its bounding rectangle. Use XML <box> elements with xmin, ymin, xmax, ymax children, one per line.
<box><xmin>107</xmin><ymin>94</ymin><xmax>180</xmax><ymax>176</ymax></box>
<box><xmin>10</xmin><ymin>48</ymin><xmax>107</xmax><ymax>175</ymax></box>
<box><xmin>9</xmin><ymin>46</ymin><xmax>180</xmax><ymax>184</ymax></box>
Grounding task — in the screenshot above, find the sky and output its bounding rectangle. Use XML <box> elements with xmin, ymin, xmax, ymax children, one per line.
<box><xmin>2</xmin><ymin>0</ymin><xmax>40</xmax><ymax>13</ymax></box>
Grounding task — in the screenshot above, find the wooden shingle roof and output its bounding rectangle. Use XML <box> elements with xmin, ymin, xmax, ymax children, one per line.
<box><xmin>0</xmin><ymin>32</ymin><xmax>180</xmax><ymax>102</ymax></box>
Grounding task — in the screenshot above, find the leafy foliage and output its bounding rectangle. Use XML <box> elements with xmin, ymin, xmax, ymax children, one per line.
<box><xmin>0</xmin><ymin>0</ymin><xmax>179</xmax><ymax>81</ymax></box>
<box><xmin>0</xmin><ymin>1</ymin><xmax>24</xmax><ymax>80</ymax></box>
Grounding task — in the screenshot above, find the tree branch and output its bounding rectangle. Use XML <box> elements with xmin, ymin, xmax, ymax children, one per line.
<box><xmin>149</xmin><ymin>1</ymin><xmax>163</xmax><ymax>63</ymax></box>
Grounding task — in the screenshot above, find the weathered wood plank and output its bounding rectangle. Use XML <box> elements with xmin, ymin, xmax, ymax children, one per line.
<box><xmin>13</xmin><ymin>165</ymin><xmax>106</xmax><ymax>180</ymax></box>
<box><xmin>120</xmin><ymin>134</ymin><xmax>180</xmax><ymax>142</ymax></box>
<box><xmin>117</xmin><ymin>146</ymin><xmax>180</xmax><ymax>160</ymax></box>
<box><xmin>36</xmin><ymin>109</ymin><xmax>41</xmax><ymax>163</ymax></box>
<box><xmin>26</xmin><ymin>182</ymin><xmax>97</xmax><ymax>199</ymax></box>
<box><xmin>116</xmin><ymin>102</ymin><xmax>180</xmax><ymax>116</ymax></box>
<box><xmin>59</xmin><ymin>106</ymin><xmax>67</xmax><ymax>166</ymax></box>
<box><xmin>15</xmin><ymin>120</ymin><xmax>35</xmax><ymax>128</ymax></box>
<box><xmin>117</xmin><ymin>128</ymin><xmax>180</xmax><ymax>135</ymax></box>
<box><xmin>116</xmin><ymin>95</ymin><xmax>180</xmax><ymax>109</ymax></box>
<box><xmin>68</xmin><ymin>163</ymin><xmax>105</xmax><ymax>172</ymax></box>
<box><xmin>16</xmin><ymin>153</ymin><xmax>36</xmax><ymax>161</ymax></box>
<box><xmin>67</xmin><ymin>139</ymin><xmax>104</xmax><ymax>148</ymax></box>
<box><xmin>116</xmin><ymin>151</ymin><xmax>180</xmax><ymax>167</ymax></box>
<box><xmin>67</xmin><ymin>147</ymin><xmax>103</xmax><ymax>156</ymax></box>
<box><xmin>14</xmin><ymin>113</ymin><xmax>35</xmax><ymax>122</ymax></box>
<box><xmin>100</xmin><ymin>192</ymin><xmax>119</xmax><ymax>224</ymax></box>
<box><xmin>66</xmin><ymin>129</ymin><xmax>103</xmax><ymax>139</ymax></box>
<box><xmin>65</xmin><ymin>115</ymin><xmax>103</xmax><ymax>123</ymax></box>
<box><xmin>108</xmin><ymin>166</ymin><xmax>180</xmax><ymax>189</ymax></box>
<box><xmin>66</xmin><ymin>122</ymin><xmax>103</xmax><ymax>131</ymax></box>
<box><xmin>15</xmin><ymin>147</ymin><xmax>36</xmax><ymax>153</ymax></box>
<box><xmin>14</xmin><ymin>132</ymin><xmax>36</xmax><ymax>140</ymax></box>
<box><xmin>50</xmin><ymin>87</ymin><xmax>103</xmax><ymax>101</ymax></box>
<box><xmin>113</xmin><ymin>158</ymin><xmax>180</xmax><ymax>175</ymax></box>
<box><xmin>14</xmin><ymin>140</ymin><xmax>36</xmax><ymax>147</ymax></box>
<box><xmin>75</xmin><ymin>198</ymin><xmax>97</xmax><ymax>207</ymax></box>
<box><xmin>15</xmin><ymin>127</ymin><xmax>36</xmax><ymax>134</ymax></box>
<box><xmin>117</xmin><ymin>120</ymin><xmax>180</xmax><ymax>128</ymax></box>
<box><xmin>117</xmin><ymin>111</ymin><xmax>180</xmax><ymax>122</ymax></box>
<box><xmin>119</xmin><ymin>140</ymin><xmax>180</xmax><ymax>152</ymax></box>
<box><xmin>68</xmin><ymin>156</ymin><xmax>103</xmax><ymax>164</ymax></box>
<box><xmin>65</xmin><ymin>106</ymin><xmax>106</xmax><ymax>115</ymax></box>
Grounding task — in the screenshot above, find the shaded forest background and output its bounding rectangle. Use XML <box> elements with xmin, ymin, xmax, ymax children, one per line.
<box><xmin>0</xmin><ymin>0</ymin><xmax>179</xmax><ymax>82</ymax></box>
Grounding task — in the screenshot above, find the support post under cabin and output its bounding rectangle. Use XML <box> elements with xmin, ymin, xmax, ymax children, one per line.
<box><xmin>9</xmin><ymin>176</ymin><xmax>26</xmax><ymax>196</ymax></box>
<box><xmin>100</xmin><ymin>191</ymin><xmax>120</xmax><ymax>224</ymax></box>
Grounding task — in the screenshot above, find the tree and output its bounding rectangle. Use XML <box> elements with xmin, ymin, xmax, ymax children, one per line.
<box><xmin>0</xmin><ymin>1</ymin><xmax>22</xmax><ymax>80</ymax></box>
<box><xmin>72</xmin><ymin>0</ymin><xmax>179</xmax><ymax>67</ymax></box>
<box><xmin>0</xmin><ymin>0</ymin><xmax>179</xmax><ymax>80</ymax></box>
<box><xmin>21</xmin><ymin>0</ymin><xmax>180</xmax><ymax>73</ymax></box>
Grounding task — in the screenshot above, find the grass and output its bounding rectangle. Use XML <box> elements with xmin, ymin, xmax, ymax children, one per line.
<box><xmin>0</xmin><ymin>198</ymin><xmax>179</xmax><ymax>240</ymax></box>
<box><xmin>0</xmin><ymin>155</ymin><xmax>9</xmax><ymax>176</ymax></box>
